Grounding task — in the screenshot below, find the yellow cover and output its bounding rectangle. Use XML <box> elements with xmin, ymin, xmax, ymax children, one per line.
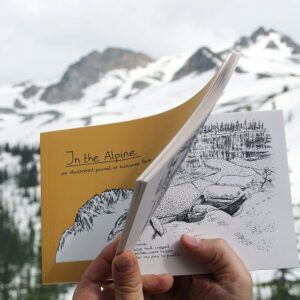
<box><xmin>41</xmin><ymin>77</ymin><xmax>214</xmax><ymax>284</ymax></box>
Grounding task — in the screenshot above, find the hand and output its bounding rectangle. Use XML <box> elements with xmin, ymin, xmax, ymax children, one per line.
<box><xmin>73</xmin><ymin>235</ymin><xmax>252</xmax><ymax>300</ymax></box>
<box><xmin>164</xmin><ymin>234</ymin><xmax>252</xmax><ymax>300</ymax></box>
<box><xmin>72</xmin><ymin>238</ymin><xmax>173</xmax><ymax>300</ymax></box>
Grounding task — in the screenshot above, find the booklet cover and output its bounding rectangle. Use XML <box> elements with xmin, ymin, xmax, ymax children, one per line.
<box><xmin>41</xmin><ymin>67</ymin><xmax>215</xmax><ymax>284</ymax></box>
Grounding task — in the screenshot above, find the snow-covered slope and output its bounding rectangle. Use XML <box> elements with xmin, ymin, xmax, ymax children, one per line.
<box><xmin>0</xmin><ymin>28</ymin><xmax>299</xmax><ymax>147</ymax></box>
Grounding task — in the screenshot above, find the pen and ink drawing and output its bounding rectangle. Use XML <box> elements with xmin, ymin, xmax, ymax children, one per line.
<box><xmin>148</xmin><ymin>119</ymin><xmax>276</xmax><ymax>252</ymax></box>
<box><xmin>150</xmin><ymin>134</ymin><xmax>196</xmax><ymax>223</ymax></box>
<box><xmin>56</xmin><ymin>118</ymin><xmax>276</xmax><ymax>262</ymax></box>
<box><xmin>56</xmin><ymin>189</ymin><xmax>132</xmax><ymax>262</ymax></box>
<box><xmin>155</xmin><ymin>134</ymin><xmax>195</xmax><ymax>201</ymax></box>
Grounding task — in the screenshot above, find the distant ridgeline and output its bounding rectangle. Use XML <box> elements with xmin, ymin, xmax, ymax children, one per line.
<box><xmin>194</xmin><ymin>120</ymin><xmax>272</xmax><ymax>160</ymax></box>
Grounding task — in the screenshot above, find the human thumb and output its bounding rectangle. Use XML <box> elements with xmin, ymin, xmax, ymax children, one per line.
<box><xmin>181</xmin><ymin>235</ymin><xmax>250</xmax><ymax>278</ymax></box>
<box><xmin>112</xmin><ymin>250</ymin><xmax>144</xmax><ymax>300</ymax></box>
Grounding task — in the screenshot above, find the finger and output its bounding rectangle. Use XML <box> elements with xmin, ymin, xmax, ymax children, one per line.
<box><xmin>73</xmin><ymin>238</ymin><xmax>120</xmax><ymax>300</ymax></box>
<box><xmin>72</xmin><ymin>280</ymin><xmax>102</xmax><ymax>300</ymax></box>
<box><xmin>180</xmin><ymin>235</ymin><xmax>249</xmax><ymax>277</ymax></box>
<box><xmin>101</xmin><ymin>274</ymin><xmax>174</xmax><ymax>299</ymax></box>
<box><xmin>142</xmin><ymin>274</ymin><xmax>173</xmax><ymax>294</ymax></box>
<box><xmin>112</xmin><ymin>250</ymin><xmax>144</xmax><ymax>300</ymax></box>
<box><xmin>80</xmin><ymin>237</ymin><xmax>119</xmax><ymax>284</ymax></box>
<box><xmin>102</xmin><ymin>283</ymin><xmax>115</xmax><ymax>300</ymax></box>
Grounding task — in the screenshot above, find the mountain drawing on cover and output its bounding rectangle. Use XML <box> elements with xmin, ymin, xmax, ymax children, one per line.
<box><xmin>56</xmin><ymin>189</ymin><xmax>133</xmax><ymax>263</ymax></box>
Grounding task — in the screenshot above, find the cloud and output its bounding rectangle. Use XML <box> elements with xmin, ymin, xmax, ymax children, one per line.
<box><xmin>0</xmin><ymin>0</ymin><xmax>299</xmax><ymax>83</ymax></box>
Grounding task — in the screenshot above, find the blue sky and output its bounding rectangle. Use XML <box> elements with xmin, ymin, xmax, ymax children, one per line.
<box><xmin>0</xmin><ymin>0</ymin><xmax>299</xmax><ymax>83</ymax></box>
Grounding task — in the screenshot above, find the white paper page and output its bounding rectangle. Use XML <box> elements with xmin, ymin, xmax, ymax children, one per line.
<box><xmin>135</xmin><ymin>110</ymin><xmax>298</xmax><ymax>274</ymax></box>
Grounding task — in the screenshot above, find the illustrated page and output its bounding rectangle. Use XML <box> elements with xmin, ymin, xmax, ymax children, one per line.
<box><xmin>135</xmin><ymin>110</ymin><xmax>298</xmax><ymax>275</ymax></box>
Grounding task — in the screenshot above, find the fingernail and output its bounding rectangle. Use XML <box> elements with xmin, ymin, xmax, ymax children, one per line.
<box><xmin>182</xmin><ymin>234</ymin><xmax>202</xmax><ymax>247</ymax></box>
<box><xmin>115</xmin><ymin>252</ymin><xmax>135</xmax><ymax>273</ymax></box>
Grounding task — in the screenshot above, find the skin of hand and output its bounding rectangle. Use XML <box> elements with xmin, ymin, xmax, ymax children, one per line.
<box><xmin>73</xmin><ymin>235</ymin><xmax>252</xmax><ymax>300</ymax></box>
<box><xmin>72</xmin><ymin>237</ymin><xmax>174</xmax><ymax>300</ymax></box>
<box><xmin>164</xmin><ymin>235</ymin><xmax>253</xmax><ymax>300</ymax></box>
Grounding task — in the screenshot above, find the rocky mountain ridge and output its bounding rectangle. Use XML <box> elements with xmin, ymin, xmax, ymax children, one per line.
<box><xmin>40</xmin><ymin>48</ymin><xmax>153</xmax><ymax>103</ymax></box>
<box><xmin>0</xmin><ymin>26</ymin><xmax>300</xmax><ymax>145</ymax></box>
<box><xmin>234</xmin><ymin>26</ymin><xmax>300</xmax><ymax>54</ymax></box>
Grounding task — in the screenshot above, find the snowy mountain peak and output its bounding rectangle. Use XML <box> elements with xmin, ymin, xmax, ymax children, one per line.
<box><xmin>172</xmin><ymin>47</ymin><xmax>221</xmax><ymax>81</ymax></box>
<box><xmin>40</xmin><ymin>48</ymin><xmax>153</xmax><ymax>104</ymax></box>
<box><xmin>101</xmin><ymin>47</ymin><xmax>153</xmax><ymax>67</ymax></box>
<box><xmin>234</xmin><ymin>26</ymin><xmax>300</xmax><ymax>56</ymax></box>
<box><xmin>280</xmin><ymin>34</ymin><xmax>300</xmax><ymax>54</ymax></box>
<box><xmin>250</xmin><ymin>26</ymin><xmax>275</xmax><ymax>42</ymax></box>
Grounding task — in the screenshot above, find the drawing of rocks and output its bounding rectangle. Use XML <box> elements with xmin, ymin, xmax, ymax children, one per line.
<box><xmin>218</xmin><ymin>175</ymin><xmax>256</xmax><ymax>189</ymax></box>
<box><xmin>203</xmin><ymin>185</ymin><xmax>243</xmax><ymax>202</ymax></box>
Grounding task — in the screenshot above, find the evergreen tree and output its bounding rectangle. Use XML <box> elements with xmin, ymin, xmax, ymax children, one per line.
<box><xmin>18</xmin><ymin>163</ymin><xmax>39</xmax><ymax>188</ymax></box>
<box><xmin>20</xmin><ymin>146</ymin><xmax>34</xmax><ymax>165</ymax></box>
<box><xmin>257</xmin><ymin>269</ymin><xmax>300</xmax><ymax>299</ymax></box>
<box><xmin>4</xmin><ymin>143</ymin><xmax>10</xmax><ymax>152</ymax></box>
<box><xmin>0</xmin><ymin>167</ymin><xmax>8</xmax><ymax>184</ymax></box>
<box><xmin>0</xmin><ymin>198</ymin><xmax>32</xmax><ymax>299</ymax></box>
<box><xmin>19</xmin><ymin>242</ymin><xmax>68</xmax><ymax>300</ymax></box>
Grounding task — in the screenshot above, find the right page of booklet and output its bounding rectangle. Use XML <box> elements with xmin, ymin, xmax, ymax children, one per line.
<box><xmin>136</xmin><ymin>110</ymin><xmax>299</xmax><ymax>275</ymax></box>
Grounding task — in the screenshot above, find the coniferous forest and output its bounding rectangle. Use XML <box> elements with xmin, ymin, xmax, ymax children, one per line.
<box><xmin>0</xmin><ymin>144</ymin><xmax>68</xmax><ymax>299</ymax></box>
<box><xmin>197</xmin><ymin>120</ymin><xmax>272</xmax><ymax>160</ymax></box>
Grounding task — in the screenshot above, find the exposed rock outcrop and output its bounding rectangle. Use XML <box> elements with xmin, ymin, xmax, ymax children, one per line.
<box><xmin>41</xmin><ymin>48</ymin><xmax>153</xmax><ymax>104</ymax></box>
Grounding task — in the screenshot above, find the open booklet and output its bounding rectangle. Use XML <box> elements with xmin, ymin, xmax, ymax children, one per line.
<box><xmin>40</xmin><ymin>52</ymin><xmax>298</xmax><ymax>284</ymax></box>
